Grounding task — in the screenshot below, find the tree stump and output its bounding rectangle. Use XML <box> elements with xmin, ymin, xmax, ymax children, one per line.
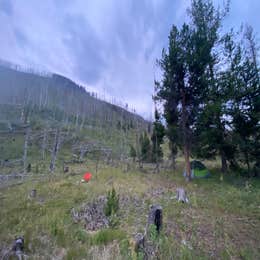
<box><xmin>134</xmin><ymin>233</ymin><xmax>145</xmax><ymax>252</ymax></box>
<box><xmin>63</xmin><ymin>165</ymin><xmax>69</xmax><ymax>173</ymax></box>
<box><xmin>12</xmin><ymin>236</ymin><xmax>24</xmax><ymax>259</ymax></box>
<box><xmin>27</xmin><ymin>163</ymin><xmax>31</xmax><ymax>173</ymax></box>
<box><xmin>147</xmin><ymin>204</ymin><xmax>163</xmax><ymax>233</ymax></box>
<box><xmin>176</xmin><ymin>187</ymin><xmax>189</xmax><ymax>203</ymax></box>
<box><xmin>29</xmin><ymin>189</ymin><xmax>37</xmax><ymax>199</ymax></box>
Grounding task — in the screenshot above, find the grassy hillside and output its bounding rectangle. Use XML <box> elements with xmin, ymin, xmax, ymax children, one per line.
<box><xmin>0</xmin><ymin>160</ymin><xmax>259</xmax><ymax>259</ymax></box>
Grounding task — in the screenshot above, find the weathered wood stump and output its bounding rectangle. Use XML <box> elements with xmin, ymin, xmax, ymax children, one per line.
<box><xmin>12</xmin><ymin>236</ymin><xmax>24</xmax><ymax>259</ymax></box>
<box><xmin>29</xmin><ymin>189</ymin><xmax>37</xmax><ymax>199</ymax></box>
<box><xmin>27</xmin><ymin>163</ymin><xmax>31</xmax><ymax>173</ymax></box>
<box><xmin>147</xmin><ymin>204</ymin><xmax>163</xmax><ymax>233</ymax></box>
<box><xmin>63</xmin><ymin>165</ymin><xmax>69</xmax><ymax>173</ymax></box>
<box><xmin>176</xmin><ymin>187</ymin><xmax>189</xmax><ymax>203</ymax></box>
<box><xmin>134</xmin><ymin>233</ymin><xmax>145</xmax><ymax>252</ymax></box>
<box><xmin>71</xmin><ymin>208</ymin><xmax>80</xmax><ymax>223</ymax></box>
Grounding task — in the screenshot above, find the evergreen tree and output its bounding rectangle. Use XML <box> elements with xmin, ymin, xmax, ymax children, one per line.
<box><xmin>129</xmin><ymin>144</ymin><xmax>137</xmax><ymax>162</ymax></box>
<box><xmin>231</xmin><ymin>26</ymin><xmax>260</xmax><ymax>173</ymax></box>
<box><xmin>151</xmin><ymin>109</ymin><xmax>165</xmax><ymax>163</ymax></box>
<box><xmin>195</xmin><ymin>25</ymin><xmax>259</xmax><ymax>174</ymax></box>
<box><xmin>139</xmin><ymin>132</ymin><xmax>151</xmax><ymax>163</ymax></box>
<box><xmin>194</xmin><ymin>31</ymin><xmax>240</xmax><ymax>172</ymax></box>
<box><xmin>156</xmin><ymin>0</ymin><xmax>222</xmax><ymax>180</ymax></box>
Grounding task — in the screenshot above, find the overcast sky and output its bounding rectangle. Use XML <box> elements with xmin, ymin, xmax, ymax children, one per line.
<box><xmin>0</xmin><ymin>0</ymin><xmax>259</xmax><ymax>118</ymax></box>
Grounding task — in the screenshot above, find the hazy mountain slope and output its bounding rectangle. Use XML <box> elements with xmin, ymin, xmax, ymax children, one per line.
<box><xmin>0</xmin><ymin>62</ymin><xmax>150</xmax><ymax>170</ymax></box>
<box><xmin>0</xmin><ymin>64</ymin><xmax>147</xmax><ymax>129</ymax></box>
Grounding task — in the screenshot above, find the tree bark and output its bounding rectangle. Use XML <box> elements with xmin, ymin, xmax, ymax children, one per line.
<box><xmin>79</xmin><ymin>145</ymin><xmax>87</xmax><ymax>162</ymax></box>
<box><xmin>181</xmin><ymin>89</ymin><xmax>191</xmax><ymax>181</ymax></box>
<box><xmin>49</xmin><ymin>128</ymin><xmax>61</xmax><ymax>173</ymax></box>
<box><xmin>244</xmin><ymin>151</ymin><xmax>250</xmax><ymax>173</ymax></box>
<box><xmin>41</xmin><ymin>128</ymin><xmax>47</xmax><ymax>161</ymax></box>
<box><xmin>23</xmin><ymin>127</ymin><xmax>30</xmax><ymax>174</ymax></box>
<box><xmin>184</xmin><ymin>143</ymin><xmax>191</xmax><ymax>181</ymax></box>
<box><xmin>221</xmin><ymin>151</ymin><xmax>227</xmax><ymax>173</ymax></box>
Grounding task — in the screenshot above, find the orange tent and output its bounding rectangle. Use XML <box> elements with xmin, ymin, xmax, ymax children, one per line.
<box><xmin>83</xmin><ymin>172</ymin><xmax>92</xmax><ymax>182</ymax></box>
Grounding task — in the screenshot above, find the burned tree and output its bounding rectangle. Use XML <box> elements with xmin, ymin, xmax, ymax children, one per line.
<box><xmin>23</xmin><ymin>127</ymin><xmax>30</xmax><ymax>174</ymax></box>
<box><xmin>147</xmin><ymin>204</ymin><xmax>163</xmax><ymax>234</ymax></box>
<box><xmin>49</xmin><ymin>128</ymin><xmax>61</xmax><ymax>172</ymax></box>
<box><xmin>41</xmin><ymin>128</ymin><xmax>48</xmax><ymax>161</ymax></box>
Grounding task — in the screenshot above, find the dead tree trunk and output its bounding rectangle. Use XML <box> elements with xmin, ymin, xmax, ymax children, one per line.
<box><xmin>49</xmin><ymin>128</ymin><xmax>61</xmax><ymax>173</ymax></box>
<box><xmin>79</xmin><ymin>115</ymin><xmax>85</xmax><ymax>131</ymax></box>
<box><xmin>147</xmin><ymin>205</ymin><xmax>163</xmax><ymax>234</ymax></box>
<box><xmin>41</xmin><ymin>128</ymin><xmax>47</xmax><ymax>161</ymax></box>
<box><xmin>75</xmin><ymin>111</ymin><xmax>79</xmax><ymax>129</ymax></box>
<box><xmin>184</xmin><ymin>143</ymin><xmax>191</xmax><ymax>181</ymax></box>
<box><xmin>79</xmin><ymin>145</ymin><xmax>87</xmax><ymax>162</ymax></box>
<box><xmin>181</xmin><ymin>89</ymin><xmax>191</xmax><ymax>182</ymax></box>
<box><xmin>221</xmin><ymin>150</ymin><xmax>227</xmax><ymax>173</ymax></box>
<box><xmin>23</xmin><ymin>127</ymin><xmax>30</xmax><ymax>174</ymax></box>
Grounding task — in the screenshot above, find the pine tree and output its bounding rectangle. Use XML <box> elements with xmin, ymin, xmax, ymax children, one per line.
<box><xmin>151</xmin><ymin>109</ymin><xmax>165</xmax><ymax>163</ymax></box>
<box><xmin>139</xmin><ymin>132</ymin><xmax>151</xmax><ymax>163</ymax></box>
<box><xmin>231</xmin><ymin>26</ymin><xmax>260</xmax><ymax>173</ymax></box>
<box><xmin>129</xmin><ymin>144</ymin><xmax>137</xmax><ymax>162</ymax></box>
<box><xmin>194</xmin><ymin>31</ymin><xmax>240</xmax><ymax>172</ymax></box>
<box><xmin>156</xmin><ymin>0</ymin><xmax>222</xmax><ymax>180</ymax></box>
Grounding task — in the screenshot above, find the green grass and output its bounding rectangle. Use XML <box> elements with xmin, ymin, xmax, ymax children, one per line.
<box><xmin>0</xmin><ymin>160</ymin><xmax>259</xmax><ymax>259</ymax></box>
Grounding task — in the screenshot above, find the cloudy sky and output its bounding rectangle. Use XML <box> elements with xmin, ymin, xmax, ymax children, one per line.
<box><xmin>0</xmin><ymin>0</ymin><xmax>259</xmax><ymax>118</ymax></box>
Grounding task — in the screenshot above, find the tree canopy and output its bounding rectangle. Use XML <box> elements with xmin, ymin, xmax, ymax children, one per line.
<box><xmin>156</xmin><ymin>0</ymin><xmax>259</xmax><ymax>179</ymax></box>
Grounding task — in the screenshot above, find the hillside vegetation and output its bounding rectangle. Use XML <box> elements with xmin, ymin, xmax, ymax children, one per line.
<box><xmin>0</xmin><ymin>63</ymin><xmax>149</xmax><ymax>177</ymax></box>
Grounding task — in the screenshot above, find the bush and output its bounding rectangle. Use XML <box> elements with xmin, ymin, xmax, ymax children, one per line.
<box><xmin>104</xmin><ymin>188</ymin><xmax>119</xmax><ymax>217</ymax></box>
<box><xmin>74</xmin><ymin>229</ymin><xmax>88</xmax><ymax>243</ymax></box>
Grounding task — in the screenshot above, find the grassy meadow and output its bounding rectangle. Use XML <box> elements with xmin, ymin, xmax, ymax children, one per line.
<box><xmin>0</xmin><ymin>159</ymin><xmax>259</xmax><ymax>259</ymax></box>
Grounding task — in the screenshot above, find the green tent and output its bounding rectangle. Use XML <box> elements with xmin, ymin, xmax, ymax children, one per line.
<box><xmin>183</xmin><ymin>160</ymin><xmax>210</xmax><ymax>179</ymax></box>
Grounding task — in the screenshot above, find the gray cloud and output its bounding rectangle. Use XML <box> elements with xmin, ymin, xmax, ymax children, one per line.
<box><xmin>62</xmin><ymin>14</ymin><xmax>107</xmax><ymax>84</ymax></box>
<box><xmin>0</xmin><ymin>0</ymin><xmax>259</xmax><ymax>118</ymax></box>
<box><xmin>0</xmin><ymin>0</ymin><xmax>13</xmax><ymax>16</ymax></box>
<box><xmin>13</xmin><ymin>27</ymin><xmax>28</xmax><ymax>48</ymax></box>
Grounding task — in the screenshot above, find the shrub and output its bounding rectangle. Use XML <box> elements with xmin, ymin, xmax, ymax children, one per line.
<box><xmin>104</xmin><ymin>188</ymin><xmax>119</xmax><ymax>217</ymax></box>
<box><xmin>74</xmin><ymin>229</ymin><xmax>88</xmax><ymax>243</ymax></box>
